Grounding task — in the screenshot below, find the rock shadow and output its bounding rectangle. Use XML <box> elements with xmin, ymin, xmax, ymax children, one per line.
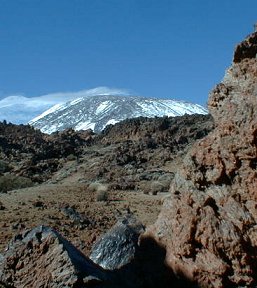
<box><xmin>109</xmin><ymin>236</ymin><xmax>198</xmax><ymax>288</ymax></box>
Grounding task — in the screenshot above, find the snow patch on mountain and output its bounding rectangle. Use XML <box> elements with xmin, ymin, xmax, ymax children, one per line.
<box><xmin>95</xmin><ymin>101</ymin><xmax>113</xmax><ymax>115</ymax></box>
<box><xmin>106</xmin><ymin>119</ymin><xmax>119</xmax><ymax>126</ymax></box>
<box><xmin>75</xmin><ymin>121</ymin><xmax>96</xmax><ymax>131</ymax></box>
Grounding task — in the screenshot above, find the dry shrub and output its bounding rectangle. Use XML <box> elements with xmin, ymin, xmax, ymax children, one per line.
<box><xmin>88</xmin><ymin>181</ymin><xmax>102</xmax><ymax>192</ymax></box>
<box><xmin>0</xmin><ymin>175</ymin><xmax>33</xmax><ymax>193</ymax></box>
<box><xmin>88</xmin><ymin>182</ymin><xmax>108</xmax><ymax>202</ymax></box>
<box><xmin>150</xmin><ymin>181</ymin><xmax>165</xmax><ymax>195</ymax></box>
<box><xmin>0</xmin><ymin>160</ymin><xmax>11</xmax><ymax>173</ymax></box>
<box><xmin>157</xmin><ymin>174</ymin><xmax>173</xmax><ymax>190</ymax></box>
<box><xmin>96</xmin><ymin>188</ymin><xmax>108</xmax><ymax>202</ymax></box>
<box><xmin>139</xmin><ymin>181</ymin><xmax>150</xmax><ymax>194</ymax></box>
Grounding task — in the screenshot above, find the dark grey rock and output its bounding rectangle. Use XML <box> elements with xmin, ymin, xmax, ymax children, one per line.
<box><xmin>90</xmin><ymin>214</ymin><xmax>145</xmax><ymax>270</ymax></box>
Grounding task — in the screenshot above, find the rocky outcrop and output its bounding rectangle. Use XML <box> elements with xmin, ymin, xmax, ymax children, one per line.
<box><xmin>0</xmin><ymin>226</ymin><xmax>107</xmax><ymax>287</ymax></box>
<box><xmin>234</xmin><ymin>31</ymin><xmax>257</xmax><ymax>63</ymax></box>
<box><xmin>0</xmin><ymin>123</ymin><xmax>94</xmax><ymax>183</ymax></box>
<box><xmin>146</xmin><ymin>32</ymin><xmax>257</xmax><ymax>287</ymax></box>
<box><xmin>100</xmin><ymin>114</ymin><xmax>213</xmax><ymax>147</ymax></box>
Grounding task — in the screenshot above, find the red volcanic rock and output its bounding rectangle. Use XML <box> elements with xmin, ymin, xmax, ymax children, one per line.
<box><xmin>0</xmin><ymin>226</ymin><xmax>107</xmax><ymax>287</ymax></box>
<box><xmin>234</xmin><ymin>31</ymin><xmax>257</xmax><ymax>63</ymax></box>
<box><xmin>146</xmin><ymin>32</ymin><xmax>257</xmax><ymax>287</ymax></box>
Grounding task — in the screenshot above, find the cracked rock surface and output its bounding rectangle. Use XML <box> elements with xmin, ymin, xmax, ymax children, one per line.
<box><xmin>0</xmin><ymin>226</ymin><xmax>107</xmax><ymax>287</ymax></box>
<box><xmin>146</xmin><ymin>32</ymin><xmax>257</xmax><ymax>287</ymax></box>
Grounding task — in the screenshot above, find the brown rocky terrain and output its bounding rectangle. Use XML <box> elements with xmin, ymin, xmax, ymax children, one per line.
<box><xmin>146</xmin><ymin>31</ymin><xmax>257</xmax><ymax>287</ymax></box>
<box><xmin>0</xmin><ymin>123</ymin><xmax>94</xmax><ymax>184</ymax></box>
<box><xmin>0</xmin><ymin>113</ymin><xmax>213</xmax><ymax>287</ymax></box>
<box><xmin>0</xmin><ymin>113</ymin><xmax>213</xmax><ymax>190</ymax></box>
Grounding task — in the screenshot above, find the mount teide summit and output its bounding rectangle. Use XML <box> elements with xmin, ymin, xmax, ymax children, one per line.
<box><xmin>29</xmin><ymin>94</ymin><xmax>207</xmax><ymax>133</ymax></box>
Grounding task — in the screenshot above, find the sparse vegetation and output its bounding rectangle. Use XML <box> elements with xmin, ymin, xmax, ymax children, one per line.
<box><xmin>96</xmin><ymin>188</ymin><xmax>108</xmax><ymax>202</ymax></box>
<box><xmin>0</xmin><ymin>175</ymin><xmax>33</xmax><ymax>193</ymax></box>
<box><xmin>0</xmin><ymin>160</ymin><xmax>11</xmax><ymax>173</ymax></box>
<box><xmin>150</xmin><ymin>181</ymin><xmax>165</xmax><ymax>195</ymax></box>
<box><xmin>157</xmin><ymin>174</ymin><xmax>173</xmax><ymax>190</ymax></box>
<box><xmin>0</xmin><ymin>200</ymin><xmax>5</xmax><ymax>210</ymax></box>
<box><xmin>66</xmin><ymin>154</ymin><xmax>77</xmax><ymax>161</ymax></box>
<box><xmin>88</xmin><ymin>181</ymin><xmax>102</xmax><ymax>192</ymax></box>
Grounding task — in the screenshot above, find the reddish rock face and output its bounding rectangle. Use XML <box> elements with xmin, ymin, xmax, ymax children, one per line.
<box><xmin>0</xmin><ymin>226</ymin><xmax>107</xmax><ymax>287</ymax></box>
<box><xmin>147</xmin><ymin>32</ymin><xmax>257</xmax><ymax>287</ymax></box>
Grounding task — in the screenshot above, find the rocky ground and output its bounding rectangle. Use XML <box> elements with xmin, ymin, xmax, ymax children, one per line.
<box><xmin>0</xmin><ymin>184</ymin><xmax>162</xmax><ymax>256</ymax></box>
<box><xmin>0</xmin><ymin>114</ymin><xmax>213</xmax><ymax>258</ymax></box>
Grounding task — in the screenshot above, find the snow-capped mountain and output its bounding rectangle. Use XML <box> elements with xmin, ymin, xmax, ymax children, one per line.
<box><xmin>29</xmin><ymin>94</ymin><xmax>208</xmax><ymax>134</ymax></box>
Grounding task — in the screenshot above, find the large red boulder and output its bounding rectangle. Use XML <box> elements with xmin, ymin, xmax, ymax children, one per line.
<box><xmin>146</xmin><ymin>32</ymin><xmax>257</xmax><ymax>287</ymax></box>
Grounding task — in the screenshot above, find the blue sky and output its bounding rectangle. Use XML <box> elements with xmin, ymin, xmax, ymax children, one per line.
<box><xmin>0</xmin><ymin>0</ymin><xmax>256</xmax><ymax>106</ymax></box>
